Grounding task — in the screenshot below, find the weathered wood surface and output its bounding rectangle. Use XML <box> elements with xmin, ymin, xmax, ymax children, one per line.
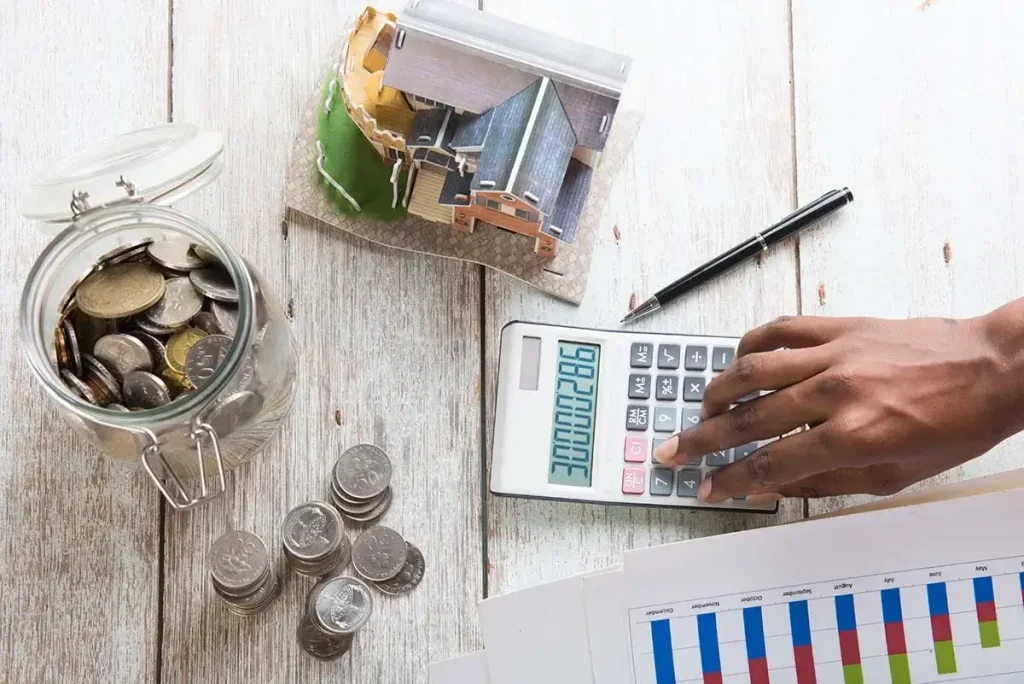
<box><xmin>481</xmin><ymin>0</ymin><xmax>805</xmax><ymax>597</ymax></box>
<box><xmin>792</xmin><ymin>0</ymin><xmax>1024</xmax><ymax>515</ymax></box>
<box><xmin>0</xmin><ymin>1</ymin><xmax>167</xmax><ymax>682</ymax></box>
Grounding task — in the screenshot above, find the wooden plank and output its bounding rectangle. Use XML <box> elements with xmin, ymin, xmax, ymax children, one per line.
<box><xmin>0</xmin><ymin>1</ymin><xmax>167</xmax><ymax>681</ymax></box>
<box><xmin>793</xmin><ymin>0</ymin><xmax>1024</xmax><ymax>515</ymax></box>
<box><xmin>481</xmin><ymin>0</ymin><xmax>804</xmax><ymax>596</ymax></box>
<box><xmin>160</xmin><ymin>1</ymin><xmax>483</xmax><ymax>681</ymax></box>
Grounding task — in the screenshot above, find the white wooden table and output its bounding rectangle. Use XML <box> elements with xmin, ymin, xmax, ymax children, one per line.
<box><xmin>2</xmin><ymin>1</ymin><xmax>1022</xmax><ymax>681</ymax></box>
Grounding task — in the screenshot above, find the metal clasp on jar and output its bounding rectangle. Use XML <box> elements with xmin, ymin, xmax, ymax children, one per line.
<box><xmin>140</xmin><ymin>421</ymin><xmax>226</xmax><ymax>510</ymax></box>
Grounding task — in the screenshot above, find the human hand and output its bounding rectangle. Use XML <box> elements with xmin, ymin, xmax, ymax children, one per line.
<box><xmin>653</xmin><ymin>307</ymin><xmax>1024</xmax><ymax>502</ymax></box>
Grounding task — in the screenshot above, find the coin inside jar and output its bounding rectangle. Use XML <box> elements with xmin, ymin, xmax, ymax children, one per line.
<box><xmin>93</xmin><ymin>334</ymin><xmax>153</xmax><ymax>381</ymax></box>
<box><xmin>184</xmin><ymin>334</ymin><xmax>233</xmax><ymax>388</ymax></box>
<box><xmin>351</xmin><ymin>526</ymin><xmax>408</xmax><ymax>582</ymax></box>
<box><xmin>190</xmin><ymin>243</ymin><xmax>222</xmax><ymax>265</ymax></box>
<box><xmin>60</xmin><ymin>317</ymin><xmax>83</xmax><ymax>376</ymax></box>
<box><xmin>308</xmin><ymin>576</ymin><xmax>374</xmax><ymax>636</ymax></box>
<box><xmin>210</xmin><ymin>300</ymin><xmax>238</xmax><ymax>337</ymax></box>
<box><xmin>206</xmin><ymin>391</ymin><xmax>263</xmax><ymax>437</ymax></box>
<box><xmin>76</xmin><ymin>263</ymin><xmax>166</xmax><ymax>319</ymax></box>
<box><xmin>122</xmin><ymin>371</ymin><xmax>171</xmax><ymax>409</ymax></box>
<box><xmin>81</xmin><ymin>354</ymin><xmax>124</xmax><ymax>405</ymax></box>
<box><xmin>128</xmin><ymin>332</ymin><xmax>166</xmax><ymax>370</ymax></box>
<box><xmin>189</xmin><ymin>267</ymin><xmax>238</xmax><ymax>303</ymax></box>
<box><xmin>147</xmin><ymin>238</ymin><xmax>205</xmax><ymax>271</ymax></box>
<box><xmin>61</xmin><ymin>369</ymin><xmax>98</xmax><ymax>404</ymax></box>
<box><xmin>165</xmin><ymin>327</ymin><xmax>207</xmax><ymax>372</ymax></box>
<box><xmin>142</xmin><ymin>276</ymin><xmax>203</xmax><ymax>329</ymax></box>
<box><xmin>98</xmin><ymin>239</ymin><xmax>154</xmax><ymax>267</ymax></box>
<box><xmin>191</xmin><ymin>311</ymin><xmax>222</xmax><ymax>335</ymax></box>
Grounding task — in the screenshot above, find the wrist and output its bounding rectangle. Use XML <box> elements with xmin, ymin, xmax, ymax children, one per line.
<box><xmin>977</xmin><ymin>299</ymin><xmax>1024</xmax><ymax>437</ymax></box>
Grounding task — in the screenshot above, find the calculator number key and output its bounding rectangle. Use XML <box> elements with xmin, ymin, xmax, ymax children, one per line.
<box><xmin>677</xmin><ymin>469</ymin><xmax>702</xmax><ymax>498</ymax></box>
<box><xmin>622</xmin><ymin>467</ymin><xmax>646</xmax><ymax>495</ymax></box>
<box><xmin>628</xmin><ymin>374</ymin><xmax>651</xmax><ymax>399</ymax></box>
<box><xmin>681</xmin><ymin>408</ymin><xmax>702</xmax><ymax>429</ymax></box>
<box><xmin>625</xmin><ymin>405</ymin><xmax>649</xmax><ymax>431</ymax></box>
<box><xmin>683</xmin><ymin>376</ymin><xmax>706</xmax><ymax>401</ymax></box>
<box><xmin>630</xmin><ymin>343</ymin><xmax>653</xmax><ymax>368</ymax></box>
<box><xmin>655</xmin><ymin>375</ymin><xmax>678</xmax><ymax>401</ymax></box>
<box><xmin>653</xmin><ymin>406</ymin><xmax>677</xmax><ymax>433</ymax></box>
<box><xmin>650</xmin><ymin>468</ymin><xmax>674</xmax><ymax>496</ymax></box>
<box><xmin>707</xmin><ymin>449</ymin><xmax>732</xmax><ymax>466</ymax></box>
<box><xmin>712</xmin><ymin>346</ymin><xmax>735</xmax><ymax>372</ymax></box>
<box><xmin>657</xmin><ymin>344</ymin><xmax>680</xmax><ymax>369</ymax></box>
<box><xmin>624</xmin><ymin>436</ymin><xmax>648</xmax><ymax>463</ymax></box>
<box><xmin>684</xmin><ymin>346</ymin><xmax>707</xmax><ymax>371</ymax></box>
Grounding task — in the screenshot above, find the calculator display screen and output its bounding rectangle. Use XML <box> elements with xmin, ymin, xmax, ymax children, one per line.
<box><xmin>548</xmin><ymin>341</ymin><xmax>600</xmax><ymax>487</ymax></box>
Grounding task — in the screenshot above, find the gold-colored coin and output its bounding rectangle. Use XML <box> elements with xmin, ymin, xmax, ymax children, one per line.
<box><xmin>161</xmin><ymin>365</ymin><xmax>194</xmax><ymax>394</ymax></box>
<box><xmin>165</xmin><ymin>327</ymin><xmax>207</xmax><ymax>373</ymax></box>
<box><xmin>76</xmin><ymin>263</ymin><xmax>166</xmax><ymax>319</ymax></box>
<box><xmin>54</xmin><ymin>322</ymin><xmax>70</xmax><ymax>370</ymax></box>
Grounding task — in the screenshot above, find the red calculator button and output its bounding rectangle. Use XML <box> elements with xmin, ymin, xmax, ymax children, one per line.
<box><xmin>622</xmin><ymin>467</ymin><xmax>646</xmax><ymax>495</ymax></box>
<box><xmin>624</xmin><ymin>436</ymin><xmax>647</xmax><ymax>463</ymax></box>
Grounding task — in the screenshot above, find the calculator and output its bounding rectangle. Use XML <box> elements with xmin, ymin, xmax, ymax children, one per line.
<box><xmin>490</xmin><ymin>321</ymin><xmax>777</xmax><ymax>513</ymax></box>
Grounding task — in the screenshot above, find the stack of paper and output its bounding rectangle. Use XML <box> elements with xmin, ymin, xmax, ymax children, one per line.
<box><xmin>431</xmin><ymin>470</ymin><xmax>1024</xmax><ymax>684</ymax></box>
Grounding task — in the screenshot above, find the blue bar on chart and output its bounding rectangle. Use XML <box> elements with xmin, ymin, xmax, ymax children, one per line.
<box><xmin>698</xmin><ymin>612</ymin><xmax>723</xmax><ymax>684</ymax></box>
<box><xmin>742</xmin><ymin>606</ymin><xmax>770</xmax><ymax>684</ymax></box>
<box><xmin>650</xmin><ymin>619</ymin><xmax>676</xmax><ymax>684</ymax></box>
<box><xmin>789</xmin><ymin>600</ymin><xmax>817</xmax><ymax>684</ymax></box>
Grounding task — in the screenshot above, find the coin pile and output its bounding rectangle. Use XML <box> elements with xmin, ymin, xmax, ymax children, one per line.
<box><xmin>209</xmin><ymin>530</ymin><xmax>280</xmax><ymax>616</ymax></box>
<box><xmin>54</xmin><ymin>237</ymin><xmax>242</xmax><ymax>410</ymax></box>
<box><xmin>297</xmin><ymin>576</ymin><xmax>375</xmax><ymax>660</ymax></box>
<box><xmin>352</xmin><ymin>526</ymin><xmax>426</xmax><ymax>596</ymax></box>
<box><xmin>282</xmin><ymin>501</ymin><xmax>351</xmax><ymax>577</ymax></box>
<box><xmin>330</xmin><ymin>444</ymin><xmax>393</xmax><ymax>523</ymax></box>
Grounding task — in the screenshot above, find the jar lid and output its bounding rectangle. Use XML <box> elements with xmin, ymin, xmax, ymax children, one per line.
<box><xmin>18</xmin><ymin>123</ymin><xmax>224</xmax><ymax>225</ymax></box>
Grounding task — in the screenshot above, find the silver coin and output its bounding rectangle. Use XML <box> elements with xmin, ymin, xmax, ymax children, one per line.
<box><xmin>308</xmin><ymin>576</ymin><xmax>374</xmax><ymax>636</ymax></box>
<box><xmin>148</xmin><ymin>238</ymin><xmax>205</xmax><ymax>271</ymax></box>
<box><xmin>143</xmin><ymin>277</ymin><xmax>203</xmax><ymax>329</ymax></box>
<box><xmin>334</xmin><ymin>445</ymin><xmax>392</xmax><ymax>500</ymax></box>
<box><xmin>351</xmin><ymin>526</ymin><xmax>407</xmax><ymax>582</ymax></box>
<box><xmin>82</xmin><ymin>354</ymin><xmax>124</xmax><ymax>404</ymax></box>
<box><xmin>190</xmin><ymin>243</ymin><xmax>223</xmax><ymax>266</ymax></box>
<box><xmin>374</xmin><ymin>542</ymin><xmax>426</xmax><ymax>596</ymax></box>
<box><xmin>210</xmin><ymin>531</ymin><xmax>270</xmax><ymax>594</ymax></box>
<box><xmin>212</xmin><ymin>563</ymin><xmax>271</xmax><ymax>598</ymax></box>
<box><xmin>93</xmin><ymin>334</ymin><xmax>153</xmax><ymax>381</ymax></box>
<box><xmin>61</xmin><ymin>369</ymin><xmax>98</xmax><ymax>405</ymax></box>
<box><xmin>220</xmin><ymin>572</ymin><xmax>279</xmax><ymax>614</ymax></box>
<box><xmin>132</xmin><ymin>315</ymin><xmax>180</xmax><ymax>336</ymax></box>
<box><xmin>184</xmin><ymin>334</ymin><xmax>233</xmax><ymax>388</ymax></box>
<box><xmin>330</xmin><ymin>478</ymin><xmax>376</xmax><ymax>506</ymax></box>
<box><xmin>296</xmin><ymin>615</ymin><xmax>353</xmax><ymax>661</ymax></box>
<box><xmin>332</xmin><ymin>487</ymin><xmax>388</xmax><ymax>515</ymax></box>
<box><xmin>338</xmin><ymin>488</ymin><xmax>392</xmax><ymax>524</ymax></box>
<box><xmin>283</xmin><ymin>501</ymin><xmax>344</xmax><ymax>561</ymax></box>
<box><xmin>189</xmin><ymin>267</ymin><xmax>238</xmax><ymax>303</ymax></box>
<box><xmin>206</xmin><ymin>391</ymin><xmax>263</xmax><ymax>437</ymax></box>
<box><xmin>61</xmin><ymin>317</ymin><xmax>83</xmax><ymax>376</ymax></box>
<box><xmin>106</xmin><ymin>403</ymin><xmax>130</xmax><ymax>412</ymax></box>
<box><xmin>122</xmin><ymin>371</ymin><xmax>171</xmax><ymax>409</ymax></box>
<box><xmin>99</xmin><ymin>239</ymin><xmax>154</xmax><ymax>267</ymax></box>
<box><xmin>284</xmin><ymin>544</ymin><xmax>349</xmax><ymax>578</ymax></box>
<box><xmin>192</xmin><ymin>311</ymin><xmax>222</xmax><ymax>335</ymax></box>
<box><xmin>210</xmin><ymin>300</ymin><xmax>238</xmax><ymax>337</ymax></box>
<box><xmin>128</xmin><ymin>332</ymin><xmax>167</xmax><ymax>369</ymax></box>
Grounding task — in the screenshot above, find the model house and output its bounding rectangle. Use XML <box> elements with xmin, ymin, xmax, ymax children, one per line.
<box><xmin>338</xmin><ymin>1</ymin><xmax>630</xmax><ymax>256</ymax></box>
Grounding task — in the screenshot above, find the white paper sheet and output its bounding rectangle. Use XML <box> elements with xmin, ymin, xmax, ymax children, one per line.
<box><xmin>429</xmin><ymin>651</ymin><xmax>490</xmax><ymax>684</ymax></box>
<box><xmin>582</xmin><ymin>567</ymin><xmax>633</xmax><ymax>684</ymax></box>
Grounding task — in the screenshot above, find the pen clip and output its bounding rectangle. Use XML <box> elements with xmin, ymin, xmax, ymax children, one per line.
<box><xmin>754</xmin><ymin>233</ymin><xmax>769</xmax><ymax>252</ymax></box>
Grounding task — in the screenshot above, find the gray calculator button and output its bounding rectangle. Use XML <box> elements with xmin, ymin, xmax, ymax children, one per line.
<box><xmin>626</xmin><ymin>405</ymin><xmax>649</xmax><ymax>431</ymax></box>
<box><xmin>712</xmin><ymin>347</ymin><xmax>735</xmax><ymax>371</ymax></box>
<box><xmin>677</xmin><ymin>469</ymin><xmax>702</xmax><ymax>498</ymax></box>
<box><xmin>653</xmin><ymin>406</ymin><xmax>677</xmax><ymax>432</ymax></box>
<box><xmin>655</xmin><ymin>375</ymin><xmax>678</xmax><ymax>401</ymax></box>
<box><xmin>683</xmin><ymin>376</ymin><xmax>706</xmax><ymax>401</ymax></box>
<box><xmin>707</xmin><ymin>449</ymin><xmax>732</xmax><ymax>466</ymax></box>
<box><xmin>734</xmin><ymin>443</ymin><xmax>757</xmax><ymax>460</ymax></box>
<box><xmin>628</xmin><ymin>374</ymin><xmax>651</xmax><ymax>399</ymax></box>
<box><xmin>652</xmin><ymin>438</ymin><xmax>666</xmax><ymax>462</ymax></box>
<box><xmin>657</xmin><ymin>344</ymin><xmax>680</xmax><ymax>369</ymax></box>
<box><xmin>650</xmin><ymin>468</ymin><xmax>674</xmax><ymax>496</ymax></box>
<box><xmin>684</xmin><ymin>346</ymin><xmax>707</xmax><ymax>371</ymax></box>
<box><xmin>685</xmin><ymin>454</ymin><xmax>703</xmax><ymax>466</ymax></box>
<box><xmin>681</xmin><ymin>408</ymin><xmax>702</xmax><ymax>430</ymax></box>
<box><xmin>630</xmin><ymin>343</ymin><xmax>653</xmax><ymax>368</ymax></box>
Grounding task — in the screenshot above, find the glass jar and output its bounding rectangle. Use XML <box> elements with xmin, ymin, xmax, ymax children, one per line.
<box><xmin>17</xmin><ymin>124</ymin><xmax>298</xmax><ymax>510</ymax></box>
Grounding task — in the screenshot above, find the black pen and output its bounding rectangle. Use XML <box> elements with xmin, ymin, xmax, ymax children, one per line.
<box><xmin>620</xmin><ymin>188</ymin><xmax>854</xmax><ymax>324</ymax></box>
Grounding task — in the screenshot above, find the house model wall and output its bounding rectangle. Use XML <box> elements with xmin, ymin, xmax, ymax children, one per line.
<box><xmin>337</xmin><ymin>1</ymin><xmax>631</xmax><ymax>257</ymax></box>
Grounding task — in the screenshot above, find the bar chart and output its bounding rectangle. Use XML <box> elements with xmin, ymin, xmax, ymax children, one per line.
<box><xmin>630</xmin><ymin>559</ymin><xmax>1024</xmax><ymax>684</ymax></box>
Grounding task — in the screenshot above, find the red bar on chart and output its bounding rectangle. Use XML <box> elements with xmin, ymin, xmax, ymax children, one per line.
<box><xmin>789</xmin><ymin>600</ymin><xmax>818</xmax><ymax>684</ymax></box>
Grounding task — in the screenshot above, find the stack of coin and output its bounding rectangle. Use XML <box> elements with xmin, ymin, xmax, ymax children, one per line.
<box><xmin>298</xmin><ymin>576</ymin><xmax>374</xmax><ymax>661</ymax></box>
<box><xmin>351</xmin><ymin>526</ymin><xmax>427</xmax><ymax>595</ymax></box>
<box><xmin>329</xmin><ymin>444</ymin><xmax>393</xmax><ymax>523</ymax></box>
<box><xmin>282</xmin><ymin>501</ymin><xmax>351</xmax><ymax>577</ymax></box>
<box><xmin>53</xmin><ymin>237</ymin><xmax>243</xmax><ymax>411</ymax></box>
<box><xmin>209</xmin><ymin>530</ymin><xmax>280</xmax><ymax>616</ymax></box>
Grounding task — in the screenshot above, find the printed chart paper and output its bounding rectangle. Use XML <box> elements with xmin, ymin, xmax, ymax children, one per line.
<box><xmin>429</xmin><ymin>652</ymin><xmax>490</xmax><ymax>684</ymax></box>
<box><xmin>623</xmin><ymin>489</ymin><xmax>1024</xmax><ymax>684</ymax></box>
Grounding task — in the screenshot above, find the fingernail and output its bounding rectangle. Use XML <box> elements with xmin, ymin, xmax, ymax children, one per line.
<box><xmin>697</xmin><ymin>477</ymin><xmax>713</xmax><ymax>501</ymax></box>
<box><xmin>654</xmin><ymin>436</ymin><xmax>678</xmax><ymax>463</ymax></box>
<box><xmin>746</xmin><ymin>493</ymin><xmax>783</xmax><ymax>505</ymax></box>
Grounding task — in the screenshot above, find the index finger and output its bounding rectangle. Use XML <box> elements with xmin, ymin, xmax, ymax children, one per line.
<box><xmin>738</xmin><ymin>315</ymin><xmax>861</xmax><ymax>357</ymax></box>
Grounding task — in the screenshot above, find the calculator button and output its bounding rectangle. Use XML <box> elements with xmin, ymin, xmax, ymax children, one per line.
<box><xmin>684</xmin><ymin>346</ymin><xmax>708</xmax><ymax>371</ymax></box>
<box><xmin>628</xmin><ymin>374</ymin><xmax>651</xmax><ymax>399</ymax></box>
<box><xmin>653</xmin><ymin>406</ymin><xmax>677</xmax><ymax>433</ymax></box>
<box><xmin>712</xmin><ymin>347</ymin><xmax>735</xmax><ymax>371</ymax></box>
<box><xmin>655</xmin><ymin>375</ymin><xmax>678</xmax><ymax>401</ymax></box>
<box><xmin>625</xmin><ymin>405</ymin><xmax>649</xmax><ymax>431</ymax></box>
<box><xmin>677</xmin><ymin>469</ymin><xmax>702</xmax><ymax>498</ymax></box>
<box><xmin>683</xmin><ymin>376</ymin><xmax>706</xmax><ymax>401</ymax></box>
<box><xmin>707</xmin><ymin>449</ymin><xmax>732</xmax><ymax>466</ymax></box>
<box><xmin>650</xmin><ymin>468</ymin><xmax>674</xmax><ymax>496</ymax></box>
<box><xmin>681</xmin><ymin>408</ymin><xmax>702</xmax><ymax>430</ymax></box>
<box><xmin>652</xmin><ymin>438</ymin><xmax>666</xmax><ymax>462</ymax></box>
<box><xmin>624</xmin><ymin>436</ymin><xmax>648</xmax><ymax>463</ymax></box>
<box><xmin>657</xmin><ymin>344</ymin><xmax>680</xmax><ymax>369</ymax></box>
<box><xmin>734</xmin><ymin>443</ymin><xmax>757</xmax><ymax>460</ymax></box>
<box><xmin>630</xmin><ymin>343</ymin><xmax>653</xmax><ymax>368</ymax></box>
<box><xmin>622</xmin><ymin>467</ymin><xmax>646</xmax><ymax>495</ymax></box>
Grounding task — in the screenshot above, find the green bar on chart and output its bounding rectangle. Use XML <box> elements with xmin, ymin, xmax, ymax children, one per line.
<box><xmin>934</xmin><ymin>641</ymin><xmax>957</xmax><ymax>675</ymax></box>
<box><xmin>842</xmin><ymin>664</ymin><xmax>864</xmax><ymax>684</ymax></box>
<box><xmin>888</xmin><ymin>653</ymin><xmax>911</xmax><ymax>684</ymax></box>
<box><xmin>979</xmin><ymin>620</ymin><xmax>1001</xmax><ymax>649</ymax></box>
